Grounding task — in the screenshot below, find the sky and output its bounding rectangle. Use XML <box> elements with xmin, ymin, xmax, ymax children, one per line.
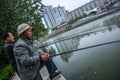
<box><xmin>42</xmin><ymin>0</ymin><xmax>91</xmax><ymax>11</ymax></box>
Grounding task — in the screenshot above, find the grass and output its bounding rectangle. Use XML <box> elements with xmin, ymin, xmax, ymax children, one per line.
<box><xmin>0</xmin><ymin>65</ymin><xmax>14</xmax><ymax>80</ymax></box>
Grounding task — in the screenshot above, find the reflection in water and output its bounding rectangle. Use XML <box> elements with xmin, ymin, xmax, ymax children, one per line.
<box><xmin>103</xmin><ymin>14</ymin><xmax>120</xmax><ymax>27</ymax></box>
<box><xmin>41</xmin><ymin>36</ymin><xmax>81</xmax><ymax>62</ymax></box>
<box><xmin>41</xmin><ymin>46</ymin><xmax>56</xmax><ymax>55</ymax></box>
<box><xmin>60</xmin><ymin>54</ymin><xmax>72</xmax><ymax>63</ymax></box>
<box><xmin>56</xmin><ymin>36</ymin><xmax>80</xmax><ymax>53</ymax></box>
<box><xmin>48</xmin><ymin>47</ymin><xmax>56</xmax><ymax>55</ymax></box>
<box><xmin>41</xmin><ymin>47</ymin><xmax>48</xmax><ymax>52</ymax></box>
<box><xmin>39</xmin><ymin>11</ymin><xmax>120</xmax><ymax>80</ymax></box>
<box><xmin>55</xmin><ymin>36</ymin><xmax>80</xmax><ymax>62</ymax></box>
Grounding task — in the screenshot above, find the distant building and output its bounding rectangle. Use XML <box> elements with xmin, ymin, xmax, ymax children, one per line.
<box><xmin>66</xmin><ymin>0</ymin><xmax>116</xmax><ymax>20</ymax></box>
<box><xmin>41</xmin><ymin>0</ymin><xmax>117</xmax><ymax>29</ymax></box>
<box><xmin>66</xmin><ymin>1</ymin><xmax>97</xmax><ymax>20</ymax></box>
<box><xmin>41</xmin><ymin>5</ymin><xmax>68</xmax><ymax>29</ymax></box>
<box><xmin>96</xmin><ymin>0</ymin><xmax>117</xmax><ymax>11</ymax></box>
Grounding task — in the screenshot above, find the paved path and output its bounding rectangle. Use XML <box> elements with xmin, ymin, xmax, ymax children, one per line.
<box><xmin>11</xmin><ymin>66</ymin><xmax>50</xmax><ymax>80</ymax></box>
<box><xmin>11</xmin><ymin>66</ymin><xmax>66</xmax><ymax>80</ymax></box>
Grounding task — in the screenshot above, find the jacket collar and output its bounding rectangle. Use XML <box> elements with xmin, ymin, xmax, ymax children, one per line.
<box><xmin>4</xmin><ymin>42</ymin><xmax>14</xmax><ymax>44</ymax></box>
<box><xmin>20</xmin><ymin>36</ymin><xmax>33</xmax><ymax>45</ymax></box>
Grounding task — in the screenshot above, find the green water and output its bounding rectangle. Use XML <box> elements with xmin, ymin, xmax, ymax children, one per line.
<box><xmin>40</xmin><ymin>11</ymin><xmax>120</xmax><ymax>80</ymax></box>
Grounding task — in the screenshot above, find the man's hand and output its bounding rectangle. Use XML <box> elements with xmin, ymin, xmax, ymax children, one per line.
<box><xmin>41</xmin><ymin>53</ymin><xmax>50</xmax><ymax>61</ymax></box>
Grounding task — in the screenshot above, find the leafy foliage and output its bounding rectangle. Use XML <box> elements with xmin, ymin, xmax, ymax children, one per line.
<box><xmin>88</xmin><ymin>11</ymin><xmax>97</xmax><ymax>16</ymax></box>
<box><xmin>82</xmin><ymin>13</ymin><xmax>88</xmax><ymax>17</ymax></box>
<box><xmin>68</xmin><ymin>16</ymin><xmax>83</xmax><ymax>24</ymax></box>
<box><xmin>0</xmin><ymin>65</ymin><xmax>13</xmax><ymax>80</ymax></box>
<box><xmin>0</xmin><ymin>0</ymin><xmax>48</xmax><ymax>70</ymax></box>
<box><xmin>0</xmin><ymin>0</ymin><xmax>47</xmax><ymax>41</ymax></box>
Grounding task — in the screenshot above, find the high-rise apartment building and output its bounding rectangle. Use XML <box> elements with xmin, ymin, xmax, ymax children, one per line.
<box><xmin>41</xmin><ymin>5</ymin><xmax>67</xmax><ymax>28</ymax></box>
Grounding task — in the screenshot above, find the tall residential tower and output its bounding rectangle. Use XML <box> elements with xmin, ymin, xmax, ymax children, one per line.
<box><xmin>41</xmin><ymin>5</ymin><xmax>67</xmax><ymax>28</ymax></box>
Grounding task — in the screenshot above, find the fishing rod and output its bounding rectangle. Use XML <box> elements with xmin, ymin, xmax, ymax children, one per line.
<box><xmin>50</xmin><ymin>40</ymin><xmax>120</xmax><ymax>57</ymax></box>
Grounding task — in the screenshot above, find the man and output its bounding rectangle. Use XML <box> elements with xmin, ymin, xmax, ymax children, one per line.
<box><xmin>13</xmin><ymin>23</ymin><xmax>61</xmax><ymax>80</ymax></box>
<box><xmin>4</xmin><ymin>32</ymin><xmax>19</xmax><ymax>74</ymax></box>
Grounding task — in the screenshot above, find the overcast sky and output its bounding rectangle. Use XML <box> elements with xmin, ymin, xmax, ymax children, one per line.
<box><xmin>42</xmin><ymin>0</ymin><xmax>91</xmax><ymax>11</ymax></box>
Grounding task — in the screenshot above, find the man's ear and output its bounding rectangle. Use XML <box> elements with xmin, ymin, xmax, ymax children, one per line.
<box><xmin>6</xmin><ymin>34</ymin><xmax>10</xmax><ymax>41</ymax></box>
<box><xmin>5</xmin><ymin>37</ymin><xmax>9</xmax><ymax>41</ymax></box>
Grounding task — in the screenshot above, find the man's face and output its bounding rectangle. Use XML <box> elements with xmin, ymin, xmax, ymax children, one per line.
<box><xmin>6</xmin><ymin>32</ymin><xmax>14</xmax><ymax>42</ymax></box>
<box><xmin>24</xmin><ymin>28</ymin><xmax>32</xmax><ymax>38</ymax></box>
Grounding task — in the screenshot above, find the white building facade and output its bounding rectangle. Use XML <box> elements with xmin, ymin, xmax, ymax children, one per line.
<box><xmin>66</xmin><ymin>0</ymin><xmax>116</xmax><ymax>20</ymax></box>
<box><xmin>42</xmin><ymin>6</ymin><xmax>67</xmax><ymax>28</ymax></box>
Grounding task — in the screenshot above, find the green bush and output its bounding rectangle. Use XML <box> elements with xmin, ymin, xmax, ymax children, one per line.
<box><xmin>88</xmin><ymin>11</ymin><xmax>97</xmax><ymax>16</ymax></box>
<box><xmin>52</xmin><ymin>27</ymin><xmax>58</xmax><ymax>31</ymax></box>
<box><xmin>68</xmin><ymin>19</ymin><xmax>77</xmax><ymax>24</ymax></box>
<box><xmin>0</xmin><ymin>65</ymin><xmax>14</xmax><ymax>80</ymax></box>
<box><xmin>82</xmin><ymin>13</ymin><xmax>88</xmax><ymax>17</ymax></box>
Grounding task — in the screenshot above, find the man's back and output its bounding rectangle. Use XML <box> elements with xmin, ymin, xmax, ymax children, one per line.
<box><xmin>4</xmin><ymin>42</ymin><xmax>17</xmax><ymax>71</ymax></box>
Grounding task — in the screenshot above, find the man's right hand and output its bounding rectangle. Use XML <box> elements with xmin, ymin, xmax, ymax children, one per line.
<box><xmin>41</xmin><ymin>53</ymin><xmax>50</xmax><ymax>61</ymax></box>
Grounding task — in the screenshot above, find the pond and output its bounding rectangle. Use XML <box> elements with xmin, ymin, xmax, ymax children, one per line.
<box><xmin>40</xmin><ymin>11</ymin><xmax>120</xmax><ymax>80</ymax></box>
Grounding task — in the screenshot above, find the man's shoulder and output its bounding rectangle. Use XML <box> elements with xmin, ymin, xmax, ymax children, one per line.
<box><xmin>16</xmin><ymin>38</ymin><xmax>26</xmax><ymax>44</ymax></box>
<box><xmin>14</xmin><ymin>38</ymin><xmax>27</xmax><ymax>47</ymax></box>
<box><xmin>4</xmin><ymin>42</ymin><xmax>14</xmax><ymax>49</ymax></box>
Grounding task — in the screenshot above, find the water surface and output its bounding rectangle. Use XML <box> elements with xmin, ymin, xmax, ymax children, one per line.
<box><xmin>40</xmin><ymin>11</ymin><xmax>120</xmax><ymax>80</ymax></box>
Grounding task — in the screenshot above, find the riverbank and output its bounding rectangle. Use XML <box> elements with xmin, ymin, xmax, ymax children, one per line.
<box><xmin>39</xmin><ymin>6</ymin><xmax>120</xmax><ymax>43</ymax></box>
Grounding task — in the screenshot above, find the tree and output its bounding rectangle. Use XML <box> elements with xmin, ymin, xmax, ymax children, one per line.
<box><xmin>82</xmin><ymin>13</ymin><xmax>88</xmax><ymax>18</ymax></box>
<box><xmin>0</xmin><ymin>0</ymin><xmax>47</xmax><ymax>40</ymax></box>
<box><xmin>0</xmin><ymin>0</ymin><xmax>47</xmax><ymax>68</ymax></box>
<box><xmin>88</xmin><ymin>11</ymin><xmax>97</xmax><ymax>16</ymax></box>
